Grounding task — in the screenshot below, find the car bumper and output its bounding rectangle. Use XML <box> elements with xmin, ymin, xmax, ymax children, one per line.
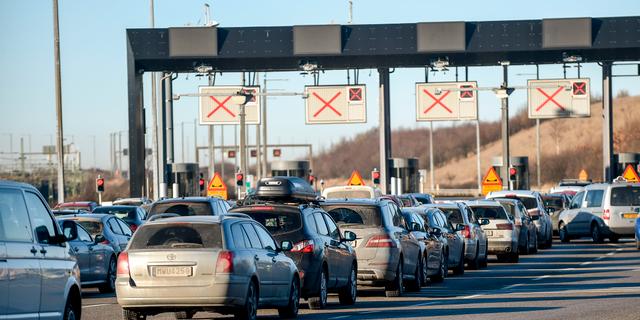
<box><xmin>356</xmin><ymin>259</ymin><xmax>396</xmax><ymax>285</ymax></box>
<box><xmin>116</xmin><ymin>276</ymin><xmax>247</xmax><ymax>308</ymax></box>
<box><xmin>487</xmin><ymin>239</ymin><xmax>518</xmax><ymax>254</ymax></box>
<box><xmin>606</xmin><ymin>225</ymin><xmax>636</xmax><ymax>236</ymax></box>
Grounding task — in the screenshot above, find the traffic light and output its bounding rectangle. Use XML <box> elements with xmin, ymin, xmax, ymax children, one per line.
<box><xmin>509</xmin><ymin>167</ymin><xmax>517</xmax><ymax>181</ymax></box>
<box><xmin>96</xmin><ymin>177</ymin><xmax>105</xmax><ymax>193</ymax></box>
<box><xmin>236</xmin><ymin>173</ymin><xmax>244</xmax><ymax>187</ymax></box>
<box><xmin>199</xmin><ymin>174</ymin><xmax>205</xmax><ymax>192</ymax></box>
<box><xmin>273</xmin><ymin>149</ymin><xmax>281</xmax><ymax>157</ymax></box>
<box><xmin>227</xmin><ymin>150</ymin><xmax>236</xmax><ymax>158</ymax></box>
<box><xmin>250</xmin><ymin>149</ymin><xmax>257</xmax><ymax>158</ymax></box>
<box><xmin>372</xmin><ymin>169</ymin><xmax>381</xmax><ymax>185</ymax></box>
<box><xmin>309</xmin><ymin>175</ymin><xmax>316</xmax><ymax>185</ymax></box>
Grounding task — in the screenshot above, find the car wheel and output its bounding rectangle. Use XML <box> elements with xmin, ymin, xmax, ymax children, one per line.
<box><xmin>385</xmin><ymin>261</ymin><xmax>403</xmax><ymax>297</ymax></box>
<box><xmin>431</xmin><ymin>251</ymin><xmax>447</xmax><ymax>283</ymax></box>
<box><xmin>308</xmin><ymin>269</ymin><xmax>328</xmax><ymax>309</ymax></box>
<box><xmin>546</xmin><ymin>228</ymin><xmax>553</xmax><ymax>248</ymax></box>
<box><xmin>559</xmin><ymin>223</ymin><xmax>571</xmax><ymax>243</ymax></box>
<box><xmin>338</xmin><ymin>264</ymin><xmax>357</xmax><ymax>305</ymax></box>
<box><xmin>406</xmin><ymin>256</ymin><xmax>422</xmax><ymax>292</ymax></box>
<box><xmin>479</xmin><ymin>242</ymin><xmax>489</xmax><ymax>268</ymax></box>
<box><xmin>278</xmin><ymin>278</ymin><xmax>300</xmax><ymax>319</ymax></box>
<box><xmin>174</xmin><ymin>311</ymin><xmax>195</xmax><ymax>319</ymax></box>
<box><xmin>468</xmin><ymin>244</ymin><xmax>480</xmax><ymax>270</ymax></box>
<box><xmin>519</xmin><ymin>235</ymin><xmax>529</xmax><ymax>255</ymax></box>
<box><xmin>235</xmin><ymin>281</ymin><xmax>258</xmax><ymax>320</ymax></box>
<box><xmin>122</xmin><ymin>309</ymin><xmax>146</xmax><ymax>320</ymax></box>
<box><xmin>496</xmin><ymin>254</ymin><xmax>509</xmax><ymax>263</ymax></box>
<box><xmin>636</xmin><ymin>234</ymin><xmax>640</xmax><ymax>250</ymax></box>
<box><xmin>420</xmin><ymin>253</ymin><xmax>429</xmax><ymax>286</ymax></box>
<box><xmin>591</xmin><ymin>223</ymin><xmax>604</xmax><ymax>243</ymax></box>
<box><xmin>453</xmin><ymin>250</ymin><xmax>465</xmax><ymax>275</ymax></box>
<box><xmin>99</xmin><ymin>256</ymin><xmax>117</xmax><ymax>294</ymax></box>
<box><xmin>609</xmin><ymin>234</ymin><xmax>620</xmax><ymax>243</ymax></box>
<box><xmin>509</xmin><ymin>252</ymin><xmax>520</xmax><ymax>263</ymax></box>
<box><xmin>63</xmin><ymin>297</ymin><xmax>80</xmax><ymax>320</ymax></box>
<box><xmin>530</xmin><ymin>233</ymin><xmax>538</xmax><ymax>254</ymax></box>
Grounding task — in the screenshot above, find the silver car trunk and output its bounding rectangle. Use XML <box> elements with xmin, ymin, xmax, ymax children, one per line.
<box><xmin>128</xmin><ymin>249</ymin><xmax>218</xmax><ymax>288</ymax></box>
<box><xmin>607</xmin><ymin>186</ymin><xmax>640</xmax><ymax>230</ymax></box>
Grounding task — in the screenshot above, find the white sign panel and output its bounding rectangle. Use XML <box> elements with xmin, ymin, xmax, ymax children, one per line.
<box><xmin>305</xmin><ymin>85</ymin><xmax>367</xmax><ymax>124</ymax></box>
<box><xmin>528</xmin><ymin>78</ymin><xmax>590</xmax><ymax>119</ymax></box>
<box><xmin>199</xmin><ymin>86</ymin><xmax>261</xmax><ymax>125</ymax></box>
<box><xmin>416</xmin><ymin>81</ymin><xmax>478</xmax><ymax>121</ymax></box>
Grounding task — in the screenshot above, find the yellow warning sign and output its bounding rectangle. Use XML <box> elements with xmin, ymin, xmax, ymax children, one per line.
<box><xmin>347</xmin><ymin>170</ymin><xmax>366</xmax><ymax>186</ymax></box>
<box><xmin>578</xmin><ymin>169</ymin><xmax>588</xmax><ymax>181</ymax></box>
<box><xmin>621</xmin><ymin>164</ymin><xmax>640</xmax><ymax>183</ymax></box>
<box><xmin>207</xmin><ymin>173</ymin><xmax>228</xmax><ymax>199</ymax></box>
<box><xmin>481</xmin><ymin>167</ymin><xmax>503</xmax><ymax>196</ymax></box>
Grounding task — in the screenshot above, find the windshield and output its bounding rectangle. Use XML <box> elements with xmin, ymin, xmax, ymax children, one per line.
<box><xmin>129</xmin><ymin>223</ymin><xmax>222</xmax><ymax>250</ymax></box>
<box><xmin>74</xmin><ymin>220</ymin><xmax>103</xmax><ymax>236</ymax></box>
<box><xmin>150</xmin><ymin>202</ymin><xmax>212</xmax><ymax>217</ymax></box>
<box><xmin>496</xmin><ymin>202</ymin><xmax>516</xmax><ymax>220</ymax></box>
<box><xmin>324</xmin><ymin>206</ymin><xmax>382</xmax><ymax>227</ymax></box>
<box><xmin>610</xmin><ymin>186</ymin><xmax>640</xmax><ymax>206</ymax></box>
<box><xmin>93</xmin><ymin>207</ymin><xmax>136</xmax><ymax>220</ymax></box>
<box><xmin>438</xmin><ymin>207</ymin><xmax>464</xmax><ymax>224</ymax></box>
<box><xmin>325</xmin><ymin>190</ymin><xmax>372</xmax><ymax>199</ymax></box>
<box><xmin>414</xmin><ymin>196</ymin><xmax>433</xmax><ymax>205</ymax></box>
<box><xmin>543</xmin><ymin>197</ymin><xmax>564</xmax><ymax>210</ymax></box>
<box><xmin>398</xmin><ymin>197</ymin><xmax>414</xmax><ymax>207</ymax></box>
<box><xmin>241</xmin><ymin>210</ymin><xmax>302</xmax><ymax>236</ymax></box>
<box><xmin>470</xmin><ymin>206</ymin><xmax>510</xmax><ymax>220</ymax></box>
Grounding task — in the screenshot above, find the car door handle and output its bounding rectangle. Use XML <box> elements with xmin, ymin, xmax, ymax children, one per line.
<box><xmin>272</xmin><ymin>257</ymin><xmax>277</xmax><ymax>263</ymax></box>
<box><xmin>30</xmin><ymin>247</ymin><xmax>38</xmax><ymax>254</ymax></box>
<box><xmin>40</xmin><ymin>248</ymin><xmax>47</xmax><ymax>254</ymax></box>
<box><xmin>254</xmin><ymin>255</ymin><xmax>259</xmax><ymax>261</ymax></box>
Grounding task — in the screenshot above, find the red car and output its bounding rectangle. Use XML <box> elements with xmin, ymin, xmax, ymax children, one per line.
<box><xmin>54</xmin><ymin>201</ymin><xmax>99</xmax><ymax>212</ymax></box>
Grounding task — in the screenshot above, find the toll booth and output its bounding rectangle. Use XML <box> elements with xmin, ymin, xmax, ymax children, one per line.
<box><xmin>389</xmin><ymin>158</ymin><xmax>420</xmax><ymax>193</ymax></box>
<box><xmin>170</xmin><ymin>163</ymin><xmax>199</xmax><ymax>197</ymax></box>
<box><xmin>492</xmin><ymin>156</ymin><xmax>530</xmax><ymax>190</ymax></box>
<box><xmin>271</xmin><ymin>160</ymin><xmax>310</xmax><ymax>180</ymax></box>
<box><xmin>616</xmin><ymin>153</ymin><xmax>640</xmax><ymax>176</ymax></box>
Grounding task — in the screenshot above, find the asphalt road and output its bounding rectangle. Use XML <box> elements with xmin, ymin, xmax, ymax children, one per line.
<box><xmin>82</xmin><ymin>239</ymin><xmax>640</xmax><ymax>320</ymax></box>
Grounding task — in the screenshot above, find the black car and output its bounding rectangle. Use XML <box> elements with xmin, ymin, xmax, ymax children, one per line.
<box><xmin>92</xmin><ymin>205</ymin><xmax>147</xmax><ymax>232</ymax></box>
<box><xmin>57</xmin><ymin>213</ymin><xmax>133</xmax><ymax>255</ymax></box>
<box><xmin>147</xmin><ymin>197</ymin><xmax>230</xmax><ymax>220</ymax></box>
<box><xmin>231</xmin><ymin>177</ymin><xmax>358</xmax><ymax>310</ymax></box>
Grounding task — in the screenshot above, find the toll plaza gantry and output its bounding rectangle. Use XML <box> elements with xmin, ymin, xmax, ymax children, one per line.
<box><xmin>126</xmin><ymin>17</ymin><xmax>640</xmax><ymax>197</ymax></box>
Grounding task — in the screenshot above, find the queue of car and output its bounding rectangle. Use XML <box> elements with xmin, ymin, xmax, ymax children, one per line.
<box><xmin>1</xmin><ymin>176</ymin><xmax>638</xmax><ymax>320</ymax></box>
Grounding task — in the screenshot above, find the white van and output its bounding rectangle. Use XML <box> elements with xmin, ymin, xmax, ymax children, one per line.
<box><xmin>322</xmin><ymin>185</ymin><xmax>383</xmax><ymax>200</ymax></box>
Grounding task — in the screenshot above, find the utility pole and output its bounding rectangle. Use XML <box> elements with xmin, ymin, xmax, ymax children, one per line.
<box><xmin>92</xmin><ymin>135</ymin><xmax>96</xmax><ymax>171</ymax></box>
<box><xmin>207</xmin><ymin>74</ymin><xmax>215</xmax><ymax>178</ymax></box>
<box><xmin>255</xmin><ymin>74</ymin><xmax>261</xmax><ymax>179</ymax></box>
<box><xmin>261</xmin><ymin>73</ymin><xmax>268</xmax><ymax>176</ymax></box>
<box><xmin>194</xmin><ymin>118</ymin><xmax>198</xmax><ymax>164</ymax></box>
<box><xmin>220</xmin><ymin>126</ymin><xmax>225</xmax><ymax>178</ymax></box>
<box><xmin>149</xmin><ymin>0</ymin><xmax>160</xmax><ymax>200</ymax></box>
<box><xmin>53</xmin><ymin>0</ymin><xmax>65</xmax><ymax>203</ymax></box>
<box><xmin>429</xmin><ymin>121</ymin><xmax>434</xmax><ymax>191</ymax></box>
<box><xmin>20</xmin><ymin>137</ymin><xmax>25</xmax><ymax>174</ymax></box>
<box><xmin>535</xmin><ymin>65</ymin><xmax>541</xmax><ymax>188</ymax></box>
<box><xmin>500</xmin><ymin>63</ymin><xmax>511</xmax><ymax>190</ymax></box>
<box><xmin>118</xmin><ymin>131</ymin><xmax>123</xmax><ymax>173</ymax></box>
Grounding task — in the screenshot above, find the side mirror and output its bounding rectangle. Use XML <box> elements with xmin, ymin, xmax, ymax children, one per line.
<box><xmin>455</xmin><ymin>224</ymin><xmax>466</xmax><ymax>231</ymax></box>
<box><xmin>432</xmin><ymin>228</ymin><xmax>443</xmax><ymax>237</ymax></box>
<box><xmin>61</xmin><ymin>220</ymin><xmax>78</xmax><ymax>242</ymax></box>
<box><xmin>280</xmin><ymin>240</ymin><xmax>293</xmax><ymax>252</ymax></box>
<box><xmin>479</xmin><ymin>218</ymin><xmax>490</xmax><ymax>226</ymax></box>
<box><xmin>343</xmin><ymin>230</ymin><xmax>357</xmax><ymax>242</ymax></box>
<box><xmin>94</xmin><ymin>234</ymin><xmax>106</xmax><ymax>244</ymax></box>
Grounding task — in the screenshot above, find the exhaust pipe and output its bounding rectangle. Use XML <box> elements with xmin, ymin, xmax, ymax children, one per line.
<box><xmin>505</xmin><ymin>247</ymin><xmax>512</xmax><ymax>253</ymax></box>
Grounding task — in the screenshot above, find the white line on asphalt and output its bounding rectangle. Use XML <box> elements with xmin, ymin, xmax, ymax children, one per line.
<box><xmin>532</xmin><ymin>275</ymin><xmax>551</xmax><ymax>281</ymax></box>
<box><xmin>595</xmin><ymin>256</ymin><xmax>605</xmax><ymax>260</ymax></box>
<box><xmin>462</xmin><ymin>294</ymin><xmax>483</xmax><ymax>299</ymax></box>
<box><xmin>580</xmin><ymin>261</ymin><xmax>593</xmax><ymax>266</ymax></box>
<box><xmin>606</xmin><ymin>252</ymin><xmax>616</xmax><ymax>256</ymax></box>
<box><xmin>502</xmin><ymin>283</ymin><xmax>524</xmax><ymax>290</ymax></box>
<box><xmin>412</xmin><ymin>301</ymin><xmax>438</xmax><ymax>307</ymax></box>
<box><xmin>82</xmin><ymin>303</ymin><xmax>112</xmax><ymax>309</ymax></box>
<box><xmin>616</xmin><ymin>248</ymin><xmax>624</xmax><ymax>251</ymax></box>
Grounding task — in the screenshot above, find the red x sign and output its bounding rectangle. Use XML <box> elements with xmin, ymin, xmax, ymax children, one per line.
<box><xmin>349</xmin><ymin>88</ymin><xmax>363</xmax><ymax>101</ymax></box>
<box><xmin>535</xmin><ymin>87</ymin><xmax>564</xmax><ymax>111</ymax></box>
<box><xmin>460</xmin><ymin>85</ymin><xmax>474</xmax><ymax>98</ymax></box>
<box><xmin>422</xmin><ymin>89</ymin><xmax>452</xmax><ymax>114</ymax></box>
<box><xmin>312</xmin><ymin>92</ymin><xmax>342</xmax><ymax>117</ymax></box>
<box><xmin>573</xmin><ymin>82</ymin><xmax>587</xmax><ymax>95</ymax></box>
<box><xmin>207</xmin><ymin>96</ymin><xmax>236</xmax><ymax>118</ymax></box>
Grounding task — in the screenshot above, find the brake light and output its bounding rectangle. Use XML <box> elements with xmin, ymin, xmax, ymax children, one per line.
<box><xmin>101</xmin><ymin>239</ymin><xmax>111</xmax><ymax>245</ymax></box>
<box><xmin>117</xmin><ymin>252</ymin><xmax>129</xmax><ymax>276</ymax></box>
<box><xmin>216</xmin><ymin>251</ymin><xmax>234</xmax><ymax>273</ymax></box>
<box><xmin>129</xmin><ymin>224</ymin><xmax>138</xmax><ymax>232</ymax></box>
<box><xmin>366</xmin><ymin>235</ymin><xmax>397</xmax><ymax>248</ymax></box>
<box><xmin>496</xmin><ymin>223</ymin><xmax>513</xmax><ymax>230</ymax></box>
<box><xmin>462</xmin><ymin>225</ymin><xmax>472</xmax><ymax>239</ymax></box>
<box><xmin>514</xmin><ymin>218</ymin><xmax>522</xmax><ymax>226</ymax></box>
<box><xmin>249</xmin><ymin>206</ymin><xmax>275</xmax><ymax>211</ymax></box>
<box><xmin>291</xmin><ymin>240</ymin><xmax>315</xmax><ymax>253</ymax></box>
<box><xmin>603</xmin><ymin>209</ymin><xmax>610</xmax><ymax>220</ymax></box>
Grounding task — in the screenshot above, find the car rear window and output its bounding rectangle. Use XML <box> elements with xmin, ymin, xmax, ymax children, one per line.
<box><xmin>494</xmin><ymin>196</ymin><xmax>538</xmax><ymax>210</ymax></box>
<box><xmin>324</xmin><ymin>206</ymin><xmax>382</xmax><ymax>227</ymax></box>
<box><xmin>414</xmin><ymin>196</ymin><xmax>433</xmax><ymax>205</ymax></box>
<box><xmin>470</xmin><ymin>206</ymin><xmax>509</xmax><ymax>220</ymax></box>
<box><xmin>325</xmin><ymin>190</ymin><xmax>372</xmax><ymax>199</ymax></box>
<box><xmin>543</xmin><ymin>197</ymin><xmax>564</xmax><ymax>209</ymax></box>
<box><xmin>150</xmin><ymin>202</ymin><xmax>212</xmax><ymax>217</ymax></box>
<box><xmin>75</xmin><ymin>220</ymin><xmax>103</xmax><ymax>236</ymax></box>
<box><xmin>438</xmin><ymin>207</ymin><xmax>464</xmax><ymax>224</ymax></box>
<box><xmin>497</xmin><ymin>202</ymin><xmax>516</xmax><ymax>220</ymax></box>
<box><xmin>241</xmin><ymin>210</ymin><xmax>302</xmax><ymax>236</ymax></box>
<box><xmin>398</xmin><ymin>197</ymin><xmax>414</xmax><ymax>207</ymax></box>
<box><xmin>129</xmin><ymin>223</ymin><xmax>222</xmax><ymax>250</ymax></box>
<box><xmin>610</xmin><ymin>186</ymin><xmax>640</xmax><ymax>206</ymax></box>
<box><xmin>93</xmin><ymin>207</ymin><xmax>136</xmax><ymax>220</ymax></box>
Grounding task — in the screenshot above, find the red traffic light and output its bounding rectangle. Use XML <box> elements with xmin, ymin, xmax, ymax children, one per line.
<box><xmin>309</xmin><ymin>175</ymin><xmax>316</xmax><ymax>184</ymax></box>
<box><xmin>273</xmin><ymin>149</ymin><xmax>281</xmax><ymax>157</ymax></box>
<box><xmin>372</xmin><ymin>171</ymin><xmax>381</xmax><ymax>179</ymax></box>
<box><xmin>509</xmin><ymin>167</ymin><xmax>517</xmax><ymax>176</ymax></box>
<box><xmin>96</xmin><ymin>178</ymin><xmax>104</xmax><ymax>186</ymax></box>
<box><xmin>227</xmin><ymin>150</ymin><xmax>236</xmax><ymax>158</ymax></box>
<box><xmin>236</xmin><ymin>173</ymin><xmax>244</xmax><ymax>186</ymax></box>
<box><xmin>199</xmin><ymin>178</ymin><xmax>205</xmax><ymax>186</ymax></box>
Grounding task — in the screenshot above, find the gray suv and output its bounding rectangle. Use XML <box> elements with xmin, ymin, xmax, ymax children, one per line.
<box><xmin>0</xmin><ymin>180</ymin><xmax>81</xmax><ymax>320</ymax></box>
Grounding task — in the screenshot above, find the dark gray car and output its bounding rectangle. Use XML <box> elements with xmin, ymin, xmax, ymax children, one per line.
<box><xmin>58</xmin><ymin>213</ymin><xmax>133</xmax><ymax>255</ymax></box>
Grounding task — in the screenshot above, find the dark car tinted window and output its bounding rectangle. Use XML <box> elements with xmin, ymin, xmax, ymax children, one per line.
<box><xmin>0</xmin><ymin>188</ymin><xmax>33</xmax><ymax>242</ymax></box>
<box><xmin>253</xmin><ymin>224</ymin><xmax>277</xmax><ymax>251</ymax></box>
<box><xmin>93</xmin><ymin>207</ymin><xmax>139</xmax><ymax>221</ymax></box>
<box><xmin>323</xmin><ymin>214</ymin><xmax>341</xmax><ymax>240</ymax></box>
<box><xmin>471</xmin><ymin>206</ymin><xmax>509</xmax><ymax>220</ymax></box>
<box><xmin>438</xmin><ymin>207</ymin><xmax>464</xmax><ymax>225</ymax></box>
<box><xmin>107</xmin><ymin>218</ymin><xmax>123</xmax><ymax>235</ymax></box>
<box><xmin>313</xmin><ymin>213</ymin><xmax>329</xmax><ymax>236</ymax></box>
<box><xmin>585</xmin><ymin>190</ymin><xmax>604</xmax><ymax>208</ymax></box>
<box><xmin>150</xmin><ymin>202</ymin><xmax>213</xmax><ymax>217</ymax></box>
<box><xmin>130</xmin><ymin>223</ymin><xmax>222</xmax><ymax>249</ymax></box>
<box><xmin>610</xmin><ymin>186</ymin><xmax>640</xmax><ymax>206</ymax></box>
<box><xmin>24</xmin><ymin>192</ymin><xmax>57</xmax><ymax>244</ymax></box>
<box><xmin>76</xmin><ymin>225</ymin><xmax>93</xmax><ymax>242</ymax></box>
<box><xmin>231</xmin><ymin>223</ymin><xmax>248</xmax><ymax>249</ymax></box>
<box><xmin>242</xmin><ymin>210</ymin><xmax>302</xmax><ymax>236</ymax></box>
<box><xmin>75</xmin><ymin>220</ymin><xmax>103</xmax><ymax>237</ymax></box>
<box><xmin>324</xmin><ymin>206</ymin><xmax>382</xmax><ymax>227</ymax></box>
<box><xmin>543</xmin><ymin>197</ymin><xmax>564</xmax><ymax>209</ymax></box>
<box><xmin>242</xmin><ymin>223</ymin><xmax>262</xmax><ymax>249</ymax></box>
<box><xmin>116</xmin><ymin>219</ymin><xmax>133</xmax><ymax>236</ymax></box>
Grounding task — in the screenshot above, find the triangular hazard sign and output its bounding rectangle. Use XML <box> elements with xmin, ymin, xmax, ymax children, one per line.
<box><xmin>347</xmin><ymin>170</ymin><xmax>366</xmax><ymax>186</ymax></box>
<box><xmin>482</xmin><ymin>167</ymin><xmax>503</xmax><ymax>186</ymax></box>
<box><xmin>207</xmin><ymin>173</ymin><xmax>227</xmax><ymax>191</ymax></box>
<box><xmin>621</xmin><ymin>164</ymin><xmax>640</xmax><ymax>183</ymax></box>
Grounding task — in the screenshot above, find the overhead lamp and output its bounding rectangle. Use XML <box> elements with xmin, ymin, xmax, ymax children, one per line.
<box><xmin>195</xmin><ymin>64</ymin><xmax>213</xmax><ymax>74</ymax></box>
<box><xmin>430</xmin><ymin>57</ymin><xmax>449</xmax><ymax>71</ymax></box>
<box><xmin>562</xmin><ymin>53</ymin><xmax>583</xmax><ymax>63</ymax></box>
<box><xmin>493</xmin><ymin>86</ymin><xmax>514</xmax><ymax>99</ymax></box>
<box><xmin>299</xmin><ymin>61</ymin><xmax>319</xmax><ymax>73</ymax></box>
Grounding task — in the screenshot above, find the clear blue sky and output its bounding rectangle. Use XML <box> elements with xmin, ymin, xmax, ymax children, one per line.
<box><xmin>1</xmin><ymin>0</ymin><xmax>639</xmax><ymax>170</ymax></box>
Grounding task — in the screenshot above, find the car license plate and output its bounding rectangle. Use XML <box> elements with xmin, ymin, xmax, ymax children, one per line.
<box><xmin>623</xmin><ymin>213</ymin><xmax>638</xmax><ymax>219</ymax></box>
<box><xmin>153</xmin><ymin>266</ymin><xmax>192</xmax><ymax>277</ymax></box>
<box><xmin>485</xmin><ymin>230</ymin><xmax>493</xmax><ymax>236</ymax></box>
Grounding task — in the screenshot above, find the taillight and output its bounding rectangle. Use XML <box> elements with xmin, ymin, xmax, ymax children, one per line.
<box><xmin>129</xmin><ymin>224</ymin><xmax>138</xmax><ymax>232</ymax></box>
<box><xmin>291</xmin><ymin>240</ymin><xmax>315</xmax><ymax>253</ymax></box>
<box><xmin>365</xmin><ymin>235</ymin><xmax>397</xmax><ymax>248</ymax></box>
<box><xmin>216</xmin><ymin>251</ymin><xmax>234</xmax><ymax>273</ymax></box>
<box><xmin>101</xmin><ymin>239</ymin><xmax>111</xmax><ymax>245</ymax></box>
<box><xmin>603</xmin><ymin>209</ymin><xmax>610</xmax><ymax>220</ymax></box>
<box><xmin>462</xmin><ymin>225</ymin><xmax>472</xmax><ymax>239</ymax></box>
<box><xmin>496</xmin><ymin>223</ymin><xmax>514</xmax><ymax>230</ymax></box>
<box><xmin>514</xmin><ymin>218</ymin><xmax>522</xmax><ymax>227</ymax></box>
<box><xmin>117</xmin><ymin>252</ymin><xmax>129</xmax><ymax>276</ymax></box>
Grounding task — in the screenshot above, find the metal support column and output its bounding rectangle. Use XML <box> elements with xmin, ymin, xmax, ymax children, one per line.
<box><xmin>220</xmin><ymin>126</ymin><xmax>225</xmax><ymax>178</ymax></box>
<box><xmin>602</xmin><ymin>62</ymin><xmax>615</xmax><ymax>182</ymax></box>
<box><xmin>127</xmin><ymin>33</ymin><xmax>145</xmax><ymax>197</ymax></box>
<box><xmin>149</xmin><ymin>0</ymin><xmax>159</xmax><ymax>200</ymax></box>
<box><xmin>536</xmin><ymin>65</ymin><xmax>541</xmax><ymax>188</ymax></box>
<box><xmin>194</xmin><ymin>118</ymin><xmax>198</xmax><ymax>164</ymax></box>
<box><xmin>164</xmin><ymin>72</ymin><xmax>175</xmax><ymax>196</ymax></box>
<box><xmin>429</xmin><ymin>121</ymin><xmax>434</xmax><ymax>191</ymax></box>
<box><xmin>261</xmin><ymin>73</ymin><xmax>268</xmax><ymax>177</ymax></box>
<box><xmin>378</xmin><ymin>68</ymin><xmax>391</xmax><ymax>194</ymax></box>
<box><xmin>53</xmin><ymin>0</ymin><xmax>66</xmax><ymax>202</ymax></box>
<box><xmin>500</xmin><ymin>64</ymin><xmax>510</xmax><ymax>190</ymax></box>
<box><xmin>158</xmin><ymin>73</ymin><xmax>167</xmax><ymax>198</ymax></box>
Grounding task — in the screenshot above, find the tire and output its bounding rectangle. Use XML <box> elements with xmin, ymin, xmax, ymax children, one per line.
<box><xmin>278</xmin><ymin>278</ymin><xmax>300</xmax><ymax>319</ymax></box>
<box><xmin>559</xmin><ymin>223</ymin><xmax>571</xmax><ymax>243</ymax></box>
<box><xmin>519</xmin><ymin>235</ymin><xmax>529</xmax><ymax>255</ymax></box>
<box><xmin>235</xmin><ymin>280</ymin><xmax>258</xmax><ymax>320</ymax></box>
<box><xmin>509</xmin><ymin>252</ymin><xmax>520</xmax><ymax>263</ymax></box>
<box><xmin>420</xmin><ymin>253</ymin><xmax>429</xmax><ymax>286</ymax></box>
<box><xmin>467</xmin><ymin>244</ymin><xmax>480</xmax><ymax>270</ymax></box>
<box><xmin>99</xmin><ymin>256</ymin><xmax>116</xmax><ymax>294</ymax></box>
<box><xmin>452</xmin><ymin>250</ymin><xmax>465</xmax><ymax>276</ymax></box>
<box><xmin>591</xmin><ymin>223</ymin><xmax>604</xmax><ymax>243</ymax></box>
<box><xmin>63</xmin><ymin>296</ymin><xmax>80</xmax><ymax>320</ymax></box>
<box><xmin>546</xmin><ymin>229</ymin><xmax>553</xmax><ymax>248</ymax></box>
<box><xmin>430</xmin><ymin>251</ymin><xmax>447</xmax><ymax>283</ymax></box>
<box><xmin>405</xmin><ymin>257</ymin><xmax>422</xmax><ymax>292</ymax></box>
<box><xmin>174</xmin><ymin>311</ymin><xmax>195</xmax><ymax>319</ymax></box>
<box><xmin>530</xmin><ymin>233</ymin><xmax>538</xmax><ymax>254</ymax></box>
<box><xmin>308</xmin><ymin>269</ymin><xmax>328</xmax><ymax>309</ymax></box>
<box><xmin>496</xmin><ymin>254</ymin><xmax>509</xmax><ymax>263</ymax></box>
<box><xmin>479</xmin><ymin>242</ymin><xmax>488</xmax><ymax>268</ymax></box>
<box><xmin>385</xmin><ymin>261</ymin><xmax>403</xmax><ymax>297</ymax></box>
<box><xmin>609</xmin><ymin>234</ymin><xmax>620</xmax><ymax>243</ymax></box>
<box><xmin>122</xmin><ymin>309</ymin><xmax>146</xmax><ymax>320</ymax></box>
<box><xmin>636</xmin><ymin>235</ymin><xmax>640</xmax><ymax>250</ymax></box>
<box><xmin>338</xmin><ymin>264</ymin><xmax>357</xmax><ymax>305</ymax></box>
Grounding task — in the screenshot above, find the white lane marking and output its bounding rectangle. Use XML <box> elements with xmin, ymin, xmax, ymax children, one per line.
<box><xmin>412</xmin><ymin>301</ymin><xmax>437</xmax><ymax>307</ymax></box>
<box><xmin>595</xmin><ymin>256</ymin><xmax>605</xmax><ymax>260</ymax></box>
<box><xmin>82</xmin><ymin>303</ymin><xmax>112</xmax><ymax>309</ymax></box>
<box><xmin>329</xmin><ymin>316</ymin><xmax>351</xmax><ymax>320</ymax></box>
<box><xmin>580</xmin><ymin>261</ymin><xmax>593</xmax><ymax>266</ymax></box>
<box><xmin>462</xmin><ymin>294</ymin><xmax>483</xmax><ymax>299</ymax></box>
<box><xmin>606</xmin><ymin>252</ymin><xmax>616</xmax><ymax>256</ymax></box>
<box><xmin>616</xmin><ymin>248</ymin><xmax>624</xmax><ymax>251</ymax></box>
<box><xmin>502</xmin><ymin>283</ymin><xmax>524</xmax><ymax>290</ymax></box>
<box><xmin>532</xmin><ymin>275</ymin><xmax>551</xmax><ymax>281</ymax></box>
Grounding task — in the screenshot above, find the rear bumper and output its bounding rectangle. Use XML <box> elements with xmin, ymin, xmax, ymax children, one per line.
<box><xmin>356</xmin><ymin>259</ymin><xmax>396</xmax><ymax>285</ymax></box>
<box><xmin>463</xmin><ymin>240</ymin><xmax>478</xmax><ymax>260</ymax></box>
<box><xmin>487</xmin><ymin>239</ymin><xmax>517</xmax><ymax>254</ymax></box>
<box><xmin>606</xmin><ymin>225</ymin><xmax>636</xmax><ymax>236</ymax></box>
